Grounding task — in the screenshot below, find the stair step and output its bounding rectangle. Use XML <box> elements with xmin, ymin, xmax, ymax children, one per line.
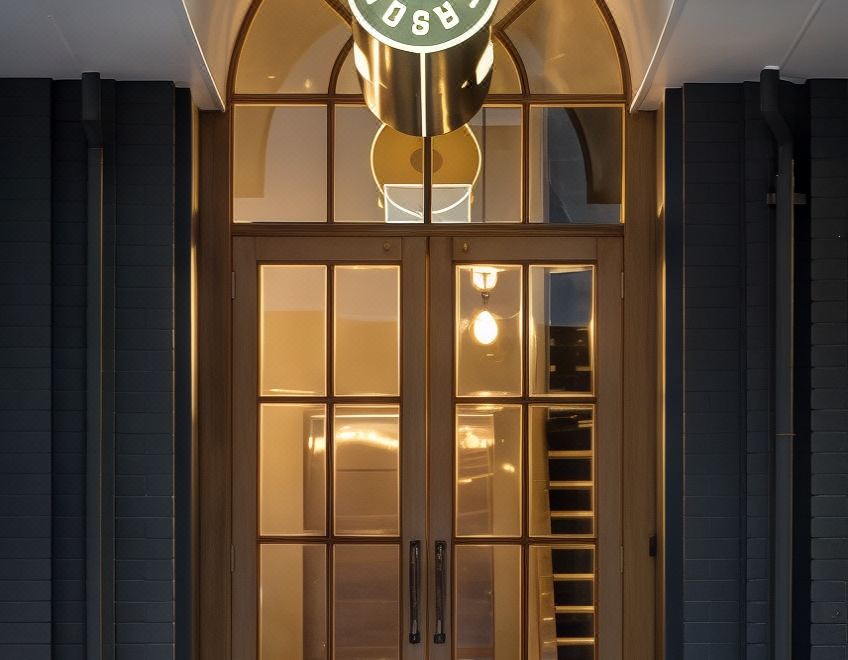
<box><xmin>555</xmin><ymin>637</ymin><xmax>595</xmax><ymax>646</ymax></box>
<box><xmin>549</xmin><ymin>481</ymin><xmax>593</xmax><ymax>489</ymax></box>
<box><xmin>554</xmin><ymin>605</ymin><xmax>594</xmax><ymax>614</ymax></box>
<box><xmin>550</xmin><ymin>510</ymin><xmax>593</xmax><ymax>519</ymax></box>
<box><xmin>548</xmin><ymin>450</ymin><xmax>592</xmax><ymax>459</ymax></box>
<box><xmin>553</xmin><ymin>573</ymin><xmax>594</xmax><ymax>581</ymax></box>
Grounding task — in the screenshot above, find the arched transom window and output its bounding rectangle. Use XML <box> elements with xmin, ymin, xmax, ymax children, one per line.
<box><xmin>231</xmin><ymin>0</ymin><xmax>629</xmax><ymax>225</ymax></box>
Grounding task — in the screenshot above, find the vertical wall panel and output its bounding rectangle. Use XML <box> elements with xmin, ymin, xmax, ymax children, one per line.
<box><xmin>0</xmin><ymin>79</ymin><xmax>53</xmax><ymax>660</ymax></box>
<box><xmin>51</xmin><ymin>80</ymin><xmax>88</xmax><ymax>660</ymax></box>
<box><xmin>114</xmin><ymin>82</ymin><xmax>176</xmax><ymax>660</ymax></box>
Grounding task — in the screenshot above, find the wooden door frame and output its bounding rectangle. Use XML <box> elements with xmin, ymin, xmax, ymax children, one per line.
<box><xmin>196</xmin><ymin>109</ymin><xmax>659</xmax><ymax>660</ymax></box>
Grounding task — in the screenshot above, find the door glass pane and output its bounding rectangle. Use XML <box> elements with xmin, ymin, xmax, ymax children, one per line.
<box><xmin>260</xmin><ymin>405</ymin><xmax>327</xmax><ymax>536</ymax></box>
<box><xmin>490</xmin><ymin>39</ymin><xmax>522</xmax><ymax>94</ymax></box>
<box><xmin>455</xmin><ymin>545</ymin><xmax>522</xmax><ymax>659</ymax></box>
<box><xmin>456</xmin><ymin>265</ymin><xmax>523</xmax><ymax>397</ymax></box>
<box><xmin>333</xmin><ymin>406</ymin><xmax>400</xmax><ymax>536</ymax></box>
<box><xmin>529</xmin><ymin>407</ymin><xmax>594</xmax><ymax>538</ymax></box>
<box><xmin>234</xmin><ymin>105</ymin><xmax>328</xmax><ymax>223</ymax></box>
<box><xmin>261</xmin><ymin>266</ymin><xmax>327</xmax><ymax>396</ymax></box>
<box><xmin>456</xmin><ymin>405</ymin><xmax>522</xmax><ymax>537</ymax></box>
<box><xmin>529</xmin><ymin>107</ymin><xmax>623</xmax><ymax>225</ymax></box>
<box><xmin>260</xmin><ymin>544</ymin><xmax>327</xmax><ymax>660</ymax></box>
<box><xmin>334</xmin><ymin>266</ymin><xmax>400</xmax><ymax>396</ymax></box>
<box><xmin>528</xmin><ymin>545</ymin><xmax>595</xmax><ymax>660</ymax></box>
<box><xmin>529</xmin><ymin>266</ymin><xmax>594</xmax><ymax>396</ymax></box>
<box><xmin>334</xmin><ymin>545</ymin><xmax>400</xmax><ymax>659</ymax></box>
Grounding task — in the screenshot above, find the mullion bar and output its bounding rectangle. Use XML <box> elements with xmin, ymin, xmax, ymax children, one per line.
<box><xmin>326</xmin><ymin>265</ymin><xmax>335</xmax><ymax>660</ymax></box>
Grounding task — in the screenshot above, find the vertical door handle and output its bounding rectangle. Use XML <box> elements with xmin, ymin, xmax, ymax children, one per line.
<box><xmin>434</xmin><ymin>540</ymin><xmax>447</xmax><ymax>644</ymax></box>
<box><xmin>409</xmin><ymin>541</ymin><xmax>422</xmax><ymax>644</ymax></box>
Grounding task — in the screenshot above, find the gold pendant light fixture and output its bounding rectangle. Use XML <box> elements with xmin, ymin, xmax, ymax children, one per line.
<box><xmin>348</xmin><ymin>0</ymin><xmax>500</xmax><ymax>137</ymax></box>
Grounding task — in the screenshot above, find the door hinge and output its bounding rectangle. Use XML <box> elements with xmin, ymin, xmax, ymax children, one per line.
<box><xmin>230</xmin><ymin>544</ymin><xmax>235</xmax><ymax>573</ymax></box>
<box><xmin>620</xmin><ymin>545</ymin><xmax>624</xmax><ymax>574</ymax></box>
<box><xmin>621</xmin><ymin>272</ymin><xmax>625</xmax><ymax>299</ymax></box>
<box><xmin>231</xmin><ymin>272</ymin><xmax>236</xmax><ymax>300</ymax></box>
<box><xmin>649</xmin><ymin>534</ymin><xmax>658</xmax><ymax>558</ymax></box>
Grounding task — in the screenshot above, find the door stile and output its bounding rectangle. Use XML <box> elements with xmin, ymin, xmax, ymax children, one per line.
<box><xmin>428</xmin><ymin>237</ymin><xmax>454</xmax><ymax>660</ymax></box>
<box><xmin>402</xmin><ymin>237</ymin><xmax>428</xmax><ymax>660</ymax></box>
<box><xmin>232</xmin><ymin>236</ymin><xmax>259</xmax><ymax>660</ymax></box>
<box><xmin>596</xmin><ymin>238</ymin><xmax>623</xmax><ymax>660</ymax></box>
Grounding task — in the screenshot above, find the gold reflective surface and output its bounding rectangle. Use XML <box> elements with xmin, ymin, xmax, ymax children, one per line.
<box><xmin>260</xmin><ymin>405</ymin><xmax>327</xmax><ymax>537</ymax></box>
<box><xmin>260</xmin><ymin>544</ymin><xmax>327</xmax><ymax>660</ymax></box>
<box><xmin>529</xmin><ymin>266</ymin><xmax>595</xmax><ymax>395</ymax></box>
<box><xmin>456</xmin><ymin>265</ymin><xmax>523</xmax><ymax>397</ymax></box>
<box><xmin>334</xmin><ymin>545</ymin><xmax>400</xmax><ymax>659</ymax></box>
<box><xmin>465</xmin><ymin>107</ymin><xmax>522</xmax><ymax>223</ymax></box>
<box><xmin>455</xmin><ymin>545</ymin><xmax>522</xmax><ymax>659</ymax></box>
<box><xmin>261</xmin><ymin>266</ymin><xmax>327</xmax><ymax>397</ymax></box>
<box><xmin>529</xmin><ymin>407</ymin><xmax>594</xmax><ymax>538</ymax></box>
<box><xmin>334</xmin><ymin>267</ymin><xmax>400</xmax><ymax>396</ymax></box>
<box><xmin>456</xmin><ymin>404</ymin><xmax>523</xmax><ymax>537</ymax></box>
<box><xmin>333</xmin><ymin>406</ymin><xmax>400</xmax><ymax>536</ymax></box>
<box><xmin>234</xmin><ymin>106</ymin><xmax>328</xmax><ymax>223</ymax></box>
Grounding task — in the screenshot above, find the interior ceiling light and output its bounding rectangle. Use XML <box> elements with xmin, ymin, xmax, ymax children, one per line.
<box><xmin>469</xmin><ymin>266</ymin><xmax>501</xmax><ymax>346</ymax></box>
<box><xmin>348</xmin><ymin>0</ymin><xmax>500</xmax><ymax>136</ymax></box>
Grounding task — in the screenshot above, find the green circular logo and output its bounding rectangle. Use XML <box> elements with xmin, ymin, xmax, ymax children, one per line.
<box><xmin>349</xmin><ymin>0</ymin><xmax>499</xmax><ymax>53</ymax></box>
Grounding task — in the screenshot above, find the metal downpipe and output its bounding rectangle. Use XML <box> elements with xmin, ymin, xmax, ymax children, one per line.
<box><xmin>760</xmin><ymin>67</ymin><xmax>795</xmax><ymax>660</ymax></box>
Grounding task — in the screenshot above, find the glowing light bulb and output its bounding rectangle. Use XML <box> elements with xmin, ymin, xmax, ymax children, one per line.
<box><xmin>471</xmin><ymin>267</ymin><xmax>500</xmax><ymax>292</ymax></box>
<box><xmin>471</xmin><ymin>310</ymin><xmax>499</xmax><ymax>345</ymax></box>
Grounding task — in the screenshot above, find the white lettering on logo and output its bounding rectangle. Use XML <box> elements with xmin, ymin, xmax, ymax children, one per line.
<box><xmin>433</xmin><ymin>2</ymin><xmax>460</xmax><ymax>29</ymax></box>
<box><xmin>412</xmin><ymin>10</ymin><xmax>430</xmax><ymax>35</ymax></box>
<box><xmin>382</xmin><ymin>0</ymin><xmax>407</xmax><ymax>27</ymax></box>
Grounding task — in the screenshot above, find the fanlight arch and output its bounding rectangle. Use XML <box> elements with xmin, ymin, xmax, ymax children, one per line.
<box><xmin>229</xmin><ymin>0</ymin><xmax>629</xmax><ymax>225</ymax></box>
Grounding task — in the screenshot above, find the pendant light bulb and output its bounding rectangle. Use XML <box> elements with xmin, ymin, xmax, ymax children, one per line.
<box><xmin>471</xmin><ymin>310</ymin><xmax>499</xmax><ymax>346</ymax></box>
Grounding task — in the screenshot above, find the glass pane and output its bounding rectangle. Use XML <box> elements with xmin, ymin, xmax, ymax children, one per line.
<box><xmin>490</xmin><ymin>39</ymin><xmax>522</xmax><ymax>95</ymax></box>
<box><xmin>494</xmin><ymin>0</ymin><xmax>523</xmax><ymax>25</ymax></box>
<box><xmin>529</xmin><ymin>106</ymin><xmax>623</xmax><ymax>224</ymax></box>
<box><xmin>456</xmin><ymin>405</ymin><xmax>522</xmax><ymax>537</ymax></box>
<box><xmin>529</xmin><ymin>266</ymin><xmax>594</xmax><ymax>395</ymax></box>
<box><xmin>528</xmin><ymin>546</ymin><xmax>595</xmax><ymax>660</ymax></box>
<box><xmin>456</xmin><ymin>265</ymin><xmax>523</xmax><ymax>397</ymax></box>
<box><xmin>234</xmin><ymin>105</ymin><xmax>328</xmax><ymax>223</ymax></box>
<box><xmin>260</xmin><ymin>544</ymin><xmax>327</xmax><ymax>660</ymax></box>
<box><xmin>235</xmin><ymin>0</ymin><xmax>349</xmax><ymax>94</ymax></box>
<box><xmin>333</xmin><ymin>406</ymin><xmax>400</xmax><ymax>536</ymax></box>
<box><xmin>529</xmin><ymin>407</ymin><xmax>594</xmax><ymax>538</ymax></box>
<box><xmin>334</xmin><ymin>545</ymin><xmax>400</xmax><ymax>659</ymax></box>
<box><xmin>334</xmin><ymin>267</ymin><xmax>400</xmax><ymax>396</ymax></box>
<box><xmin>507</xmin><ymin>0</ymin><xmax>622</xmax><ymax>95</ymax></box>
<box><xmin>335</xmin><ymin>107</ymin><xmax>423</xmax><ymax>223</ymax></box>
<box><xmin>455</xmin><ymin>545</ymin><xmax>522</xmax><ymax>659</ymax></box>
<box><xmin>434</xmin><ymin>107</ymin><xmax>521</xmax><ymax>224</ymax></box>
<box><xmin>260</xmin><ymin>405</ymin><xmax>327</xmax><ymax>536</ymax></box>
<box><xmin>335</xmin><ymin>49</ymin><xmax>360</xmax><ymax>95</ymax></box>
<box><xmin>261</xmin><ymin>266</ymin><xmax>326</xmax><ymax>396</ymax></box>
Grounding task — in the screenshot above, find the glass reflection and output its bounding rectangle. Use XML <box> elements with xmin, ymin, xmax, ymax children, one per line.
<box><xmin>260</xmin><ymin>405</ymin><xmax>327</xmax><ymax>536</ymax></box>
<box><xmin>333</xmin><ymin>406</ymin><xmax>400</xmax><ymax>536</ymax></box>
<box><xmin>456</xmin><ymin>265</ymin><xmax>523</xmax><ymax>397</ymax></box>
<box><xmin>334</xmin><ymin>266</ymin><xmax>400</xmax><ymax>396</ymax></box>
<box><xmin>529</xmin><ymin>107</ymin><xmax>623</xmax><ymax>224</ymax></box>
<box><xmin>529</xmin><ymin>266</ymin><xmax>594</xmax><ymax>395</ymax></box>
<box><xmin>455</xmin><ymin>545</ymin><xmax>522</xmax><ymax>659</ymax></box>
<box><xmin>261</xmin><ymin>266</ymin><xmax>326</xmax><ymax>396</ymax></box>
<box><xmin>529</xmin><ymin>407</ymin><xmax>594</xmax><ymax>538</ymax></box>
<box><xmin>334</xmin><ymin>545</ymin><xmax>400</xmax><ymax>659</ymax></box>
<box><xmin>528</xmin><ymin>545</ymin><xmax>595</xmax><ymax>660</ymax></box>
<box><xmin>456</xmin><ymin>405</ymin><xmax>522</xmax><ymax>537</ymax></box>
<box><xmin>260</xmin><ymin>544</ymin><xmax>327</xmax><ymax>660</ymax></box>
<box><xmin>234</xmin><ymin>106</ymin><xmax>328</xmax><ymax>223</ymax></box>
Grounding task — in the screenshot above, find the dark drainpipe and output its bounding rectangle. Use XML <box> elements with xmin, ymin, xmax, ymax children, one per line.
<box><xmin>760</xmin><ymin>67</ymin><xmax>794</xmax><ymax>660</ymax></box>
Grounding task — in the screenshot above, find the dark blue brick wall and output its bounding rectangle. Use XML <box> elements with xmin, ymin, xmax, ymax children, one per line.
<box><xmin>808</xmin><ymin>79</ymin><xmax>848</xmax><ymax>660</ymax></box>
<box><xmin>0</xmin><ymin>79</ymin><xmax>53</xmax><ymax>660</ymax></box>
<box><xmin>682</xmin><ymin>83</ymin><xmax>746</xmax><ymax>660</ymax></box>
<box><xmin>114</xmin><ymin>82</ymin><xmax>175</xmax><ymax>660</ymax></box>
<box><xmin>0</xmin><ymin>78</ymin><xmax>179</xmax><ymax>659</ymax></box>
<box><xmin>671</xmin><ymin>80</ymin><xmax>848</xmax><ymax>660</ymax></box>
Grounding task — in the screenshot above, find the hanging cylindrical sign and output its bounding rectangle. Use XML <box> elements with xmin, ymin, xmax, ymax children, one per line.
<box><xmin>348</xmin><ymin>0</ymin><xmax>499</xmax><ymax>137</ymax></box>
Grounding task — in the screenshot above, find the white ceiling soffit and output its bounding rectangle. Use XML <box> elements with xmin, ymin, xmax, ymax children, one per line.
<box><xmin>0</xmin><ymin>0</ymin><xmax>230</xmax><ymax>110</ymax></box>
<box><xmin>628</xmin><ymin>0</ymin><xmax>848</xmax><ymax>111</ymax></box>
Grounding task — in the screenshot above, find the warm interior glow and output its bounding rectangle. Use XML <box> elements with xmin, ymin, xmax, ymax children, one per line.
<box><xmin>471</xmin><ymin>309</ymin><xmax>499</xmax><ymax>345</ymax></box>
<box><xmin>471</xmin><ymin>266</ymin><xmax>501</xmax><ymax>292</ymax></box>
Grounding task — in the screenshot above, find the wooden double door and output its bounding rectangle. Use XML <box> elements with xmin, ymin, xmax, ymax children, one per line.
<box><xmin>232</xmin><ymin>234</ymin><xmax>623</xmax><ymax>660</ymax></box>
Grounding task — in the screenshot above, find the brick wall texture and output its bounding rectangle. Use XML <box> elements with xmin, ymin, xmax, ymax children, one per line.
<box><xmin>0</xmin><ymin>79</ymin><xmax>177</xmax><ymax>659</ymax></box>
<box><xmin>676</xmin><ymin>80</ymin><xmax>848</xmax><ymax>660</ymax></box>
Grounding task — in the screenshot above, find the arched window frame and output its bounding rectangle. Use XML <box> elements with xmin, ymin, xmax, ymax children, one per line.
<box><xmin>226</xmin><ymin>0</ymin><xmax>633</xmax><ymax>226</ymax></box>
